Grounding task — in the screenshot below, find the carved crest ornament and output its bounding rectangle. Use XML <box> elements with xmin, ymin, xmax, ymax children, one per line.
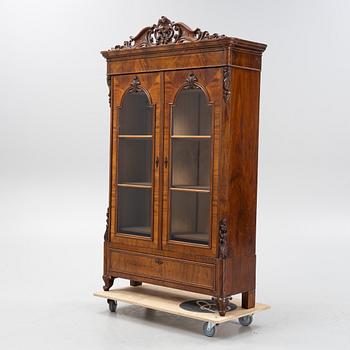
<box><xmin>112</xmin><ymin>16</ymin><xmax>225</xmax><ymax>50</ymax></box>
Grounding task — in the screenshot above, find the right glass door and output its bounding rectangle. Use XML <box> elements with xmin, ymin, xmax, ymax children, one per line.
<box><xmin>170</xmin><ymin>89</ymin><xmax>211</xmax><ymax>245</ymax></box>
<box><xmin>165</xmin><ymin>72</ymin><xmax>213</xmax><ymax>247</ymax></box>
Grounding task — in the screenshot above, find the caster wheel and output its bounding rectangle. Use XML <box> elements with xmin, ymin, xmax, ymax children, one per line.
<box><xmin>202</xmin><ymin>322</ymin><xmax>216</xmax><ymax>337</ymax></box>
<box><xmin>107</xmin><ymin>299</ymin><xmax>117</xmax><ymax>313</ymax></box>
<box><xmin>238</xmin><ymin>314</ymin><xmax>253</xmax><ymax>326</ymax></box>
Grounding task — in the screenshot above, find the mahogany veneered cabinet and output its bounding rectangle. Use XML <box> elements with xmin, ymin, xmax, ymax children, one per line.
<box><xmin>101</xmin><ymin>17</ymin><xmax>267</xmax><ymax>316</ymax></box>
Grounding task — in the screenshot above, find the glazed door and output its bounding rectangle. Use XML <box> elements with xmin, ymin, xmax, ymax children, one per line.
<box><xmin>110</xmin><ymin>73</ymin><xmax>161</xmax><ymax>250</ymax></box>
<box><xmin>162</xmin><ymin>68</ymin><xmax>222</xmax><ymax>257</ymax></box>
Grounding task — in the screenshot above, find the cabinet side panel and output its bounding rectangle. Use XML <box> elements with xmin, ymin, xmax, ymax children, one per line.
<box><xmin>220</xmin><ymin>67</ymin><xmax>261</xmax><ymax>256</ymax></box>
<box><xmin>219</xmin><ymin>62</ymin><xmax>262</xmax><ymax>294</ymax></box>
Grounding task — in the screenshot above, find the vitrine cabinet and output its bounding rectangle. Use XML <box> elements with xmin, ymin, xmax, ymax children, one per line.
<box><xmin>101</xmin><ymin>17</ymin><xmax>266</xmax><ymax>316</ymax></box>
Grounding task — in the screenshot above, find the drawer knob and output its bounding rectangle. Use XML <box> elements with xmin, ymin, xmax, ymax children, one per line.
<box><xmin>155</xmin><ymin>258</ymin><xmax>163</xmax><ymax>265</ymax></box>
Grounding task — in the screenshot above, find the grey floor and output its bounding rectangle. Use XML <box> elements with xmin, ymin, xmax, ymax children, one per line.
<box><xmin>1</xmin><ymin>181</ymin><xmax>349</xmax><ymax>350</ymax></box>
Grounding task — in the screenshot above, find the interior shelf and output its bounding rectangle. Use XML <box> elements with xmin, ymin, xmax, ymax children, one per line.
<box><xmin>118</xmin><ymin>182</ymin><xmax>152</xmax><ymax>189</ymax></box>
<box><xmin>170</xmin><ymin>186</ymin><xmax>210</xmax><ymax>193</ymax></box>
<box><xmin>119</xmin><ymin>226</ymin><xmax>152</xmax><ymax>236</ymax></box>
<box><xmin>170</xmin><ymin>232</ymin><xmax>209</xmax><ymax>244</ymax></box>
<box><xmin>171</xmin><ymin>135</ymin><xmax>211</xmax><ymax>139</ymax></box>
<box><xmin>118</xmin><ymin>135</ymin><xmax>152</xmax><ymax>138</ymax></box>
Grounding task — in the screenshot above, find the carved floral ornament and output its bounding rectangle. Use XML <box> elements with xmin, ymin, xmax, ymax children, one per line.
<box><xmin>112</xmin><ymin>16</ymin><xmax>225</xmax><ymax>50</ymax></box>
<box><xmin>184</xmin><ymin>73</ymin><xmax>198</xmax><ymax>89</ymax></box>
<box><xmin>219</xmin><ymin>218</ymin><xmax>228</xmax><ymax>259</ymax></box>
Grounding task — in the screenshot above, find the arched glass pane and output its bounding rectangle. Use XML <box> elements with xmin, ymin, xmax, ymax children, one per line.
<box><xmin>117</xmin><ymin>89</ymin><xmax>153</xmax><ymax>237</ymax></box>
<box><xmin>119</xmin><ymin>91</ymin><xmax>153</xmax><ymax>135</ymax></box>
<box><xmin>172</xmin><ymin>88</ymin><xmax>211</xmax><ymax>135</ymax></box>
<box><xmin>170</xmin><ymin>87</ymin><xmax>212</xmax><ymax>245</ymax></box>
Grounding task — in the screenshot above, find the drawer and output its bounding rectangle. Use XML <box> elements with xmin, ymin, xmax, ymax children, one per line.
<box><xmin>109</xmin><ymin>250</ymin><xmax>162</xmax><ymax>278</ymax></box>
<box><xmin>161</xmin><ymin>259</ymin><xmax>215</xmax><ymax>289</ymax></box>
<box><xmin>108</xmin><ymin>250</ymin><xmax>215</xmax><ymax>290</ymax></box>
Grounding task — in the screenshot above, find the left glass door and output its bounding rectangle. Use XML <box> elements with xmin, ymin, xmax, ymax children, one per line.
<box><xmin>117</xmin><ymin>90</ymin><xmax>153</xmax><ymax>237</ymax></box>
<box><xmin>110</xmin><ymin>73</ymin><xmax>160</xmax><ymax>250</ymax></box>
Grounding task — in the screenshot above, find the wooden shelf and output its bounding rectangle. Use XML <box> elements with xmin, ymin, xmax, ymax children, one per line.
<box><xmin>119</xmin><ymin>226</ymin><xmax>151</xmax><ymax>236</ymax></box>
<box><xmin>171</xmin><ymin>135</ymin><xmax>211</xmax><ymax>139</ymax></box>
<box><xmin>118</xmin><ymin>182</ymin><xmax>152</xmax><ymax>189</ymax></box>
<box><xmin>118</xmin><ymin>135</ymin><xmax>152</xmax><ymax>139</ymax></box>
<box><xmin>170</xmin><ymin>186</ymin><xmax>210</xmax><ymax>193</ymax></box>
<box><xmin>171</xmin><ymin>232</ymin><xmax>209</xmax><ymax>244</ymax></box>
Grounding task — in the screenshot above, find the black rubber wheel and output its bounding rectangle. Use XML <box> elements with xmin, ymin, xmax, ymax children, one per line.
<box><xmin>202</xmin><ymin>322</ymin><xmax>216</xmax><ymax>337</ymax></box>
<box><xmin>107</xmin><ymin>299</ymin><xmax>117</xmax><ymax>313</ymax></box>
<box><xmin>238</xmin><ymin>314</ymin><xmax>253</xmax><ymax>326</ymax></box>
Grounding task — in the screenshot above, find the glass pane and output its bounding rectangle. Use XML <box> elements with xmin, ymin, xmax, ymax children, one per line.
<box><xmin>116</xmin><ymin>88</ymin><xmax>154</xmax><ymax>238</ymax></box>
<box><xmin>170</xmin><ymin>191</ymin><xmax>210</xmax><ymax>244</ymax></box>
<box><xmin>118</xmin><ymin>139</ymin><xmax>152</xmax><ymax>185</ymax></box>
<box><xmin>169</xmin><ymin>86</ymin><xmax>212</xmax><ymax>245</ymax></box>
<box><xmin>172</xmin><ymin>89</ymin><xmax>211</xmax><ymax>135</ymax></box>
<box><xmin>117</xmin><ymin>187</ymin><xmax>151</xmax><ymax>237</ymax></box>
<box><xmin>171</xmin><ymin>139</ymin><xmax>210</xmax><ymax>189</ymax></box>
<box><xmin>119</xmin><ymin>91</ymin><xmax>153</xmax><ymax>135</ymax></box>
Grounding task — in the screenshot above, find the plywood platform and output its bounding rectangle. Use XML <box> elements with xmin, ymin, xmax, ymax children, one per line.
<box><xmin>94</xmin><ymin>283</ymin><xmax>270</xmax><ymax>324</ymax></box>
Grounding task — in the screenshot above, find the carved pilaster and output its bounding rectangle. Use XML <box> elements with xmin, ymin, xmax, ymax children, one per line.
<box><xmin>223</xmin><ymin>66</ymin><xmax>231</xmax><ymax>103</ymax></box>
<box><xmin>106</xmin><ymin>75</ymin><xmax>111</xmax><ymax>106</ymax></box>
<box><xmin>219</xmin><ymin>218</ymin><xmax>228</xmax><ymax>259</ymax></box>
<box><xmin>104</xmin><ymin>207</ymin><xmax>110</xmax><ymax>242</ymax></box>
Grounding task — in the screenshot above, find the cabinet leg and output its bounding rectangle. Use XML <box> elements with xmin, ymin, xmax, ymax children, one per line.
<box><xmin>102</xmin><ymin>275</ymin><xmax>115</xmax><ymax>291</ymax></box>
<box><xmin>213</xmin><ymin>296</ymin><xmax>231</xmax><ymax>316</ymax></box>
<box><xmin>130</xmin><ymin>280</ymin><xmax>142</xmax><ymax>287</ymax></box>
<box><xmin>242</xmin><ymin>290</ymin><xmax>255</xmax><ymax>309</ymax></box>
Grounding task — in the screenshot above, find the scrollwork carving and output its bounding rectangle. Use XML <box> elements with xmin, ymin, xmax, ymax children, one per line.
<box><xmin>112</xmin><ymin>16</ymin><xmax>225</xmax><ymax>50</ymax></box>
<box><xmin>213</xmin><ymin>296</ymin><xmax>232</xmax><ymax>316</ymax></box>
<box><xmin>184</xmin><ymin>73</ymin><xmax>198</xmax><ymax>89</ymax></box>
<box><xmin>130</xmin><ymin>76</ymin><xmax>142</xmax><ymax>93</ymax></box>
<box><xmin>219</xmin><ymin>218</ymin><xmax>228</xmax><ymax>259</ymax></box>
<box><xmin>104</xmin><ymin>207</ymin><xmax>110</xmax><ymax>242</ymax></box>
<box><xmin>223</xmin><ymin>67</ymin><xmax>231</xmax><ymax>103</ymax></box>
<box><xmin>106</xmin><ymin>75</ymin><xmax>111</xmax><ymax>106</ymax></box>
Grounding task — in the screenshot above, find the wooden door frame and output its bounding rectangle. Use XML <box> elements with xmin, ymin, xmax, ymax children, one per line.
<box><xmin>109</xmin><ymin>72</ymin><xmax>161</xmax><ymax>252</ymax></box>
<box><xmin>161</xmin><ymin>68</ymin><xmax>222</xmax><ymax>258</ymax></box>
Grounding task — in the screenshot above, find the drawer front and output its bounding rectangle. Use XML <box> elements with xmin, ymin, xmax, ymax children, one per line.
<box><xmin>108</xmin><ymin>249</ymin><xmax>215</xmax><ymax>290</ymax></box>
<box><xmin>109</xmin><ymin>250</ymin><xmax>162</xmax><ymax>278</ymax></box>
<box><xmin>161</xmin><ymin>259</ymin><xmax>215</xmax><ymax>289</ymax></box>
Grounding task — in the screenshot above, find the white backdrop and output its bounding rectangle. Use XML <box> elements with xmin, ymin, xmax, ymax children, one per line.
<box><xmin>1</xmin><ymin>0</ymin><xmax>349</xmax><ymax>349</ymax></box>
